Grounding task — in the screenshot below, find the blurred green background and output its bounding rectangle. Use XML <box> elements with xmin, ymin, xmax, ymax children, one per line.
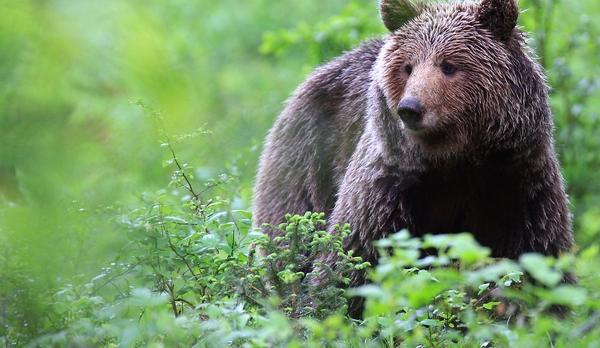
<box><xmin>1</xmin><ymin>0</ymin><xmax>599</xmax><ymax>342</ymax></box>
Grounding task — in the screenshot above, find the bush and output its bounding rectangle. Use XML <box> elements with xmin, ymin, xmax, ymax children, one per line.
<box><xmin>17</xmin><ymin>143</ymin><xmax>598</xmax><ymax>347</ymax></box>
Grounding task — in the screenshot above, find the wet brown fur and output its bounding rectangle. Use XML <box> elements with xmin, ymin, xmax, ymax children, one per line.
<box><xmin>253</xmin><ymin>0</ymin><xmax>574</xmax><ymax>300</ymax></box>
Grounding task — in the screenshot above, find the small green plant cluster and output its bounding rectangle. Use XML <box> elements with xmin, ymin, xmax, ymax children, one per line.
<box><xmin>16</xmin><ymin>143</ymin><xmax>597</xmax><ymax>348</ymax></box>
<box><xmin>354</xmin><ymin>232</ymin><xmax>598</xmax><ymax>347</ymax></box>
<box><xmin>248</xmin><ymin>214</ymin><xmax>370</xmax><ymax>319</ymax></box>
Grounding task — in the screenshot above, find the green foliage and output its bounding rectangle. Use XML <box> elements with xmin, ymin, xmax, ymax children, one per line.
<box><xmin>9</xmin><ymin>140</ymin><xmax>365</xmax><ymax>346</ymax></box>
<box><xmin>251</xmin><ymin>214</ymin><xmax>369</xmax><ymax>319</ymax></box>
<box><xmin>260</xmin><ymin>2</ymin><xmax>382</xmax><ymax>68</ymax></box>
<box><xmin>1</xmin><ymin>0</ymin><xmax>600</xmax><ymax>347</ymax></box>
<box><xmin>4</xmin><ymin>144</ymin><xmax>595</xmax><ymax>347</ymax></box>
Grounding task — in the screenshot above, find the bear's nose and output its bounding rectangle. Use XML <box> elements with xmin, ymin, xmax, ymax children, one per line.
<box><xmin>397</xmin><ymin>98</ymin><xmax>424</xmax><ymax>129</ymax></box>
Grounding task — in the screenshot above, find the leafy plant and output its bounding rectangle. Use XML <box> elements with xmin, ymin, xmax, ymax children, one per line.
<box><xmin>24</xmin><ymin>141</ymin><xmax>600</xmax><ymax>347</ymax></box>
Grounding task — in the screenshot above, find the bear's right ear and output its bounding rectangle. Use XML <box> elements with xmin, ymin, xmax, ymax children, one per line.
<box><xmin>380</xmin><ymin>0</ymin><xmax>424</xmax><ymax>32</ymax></box>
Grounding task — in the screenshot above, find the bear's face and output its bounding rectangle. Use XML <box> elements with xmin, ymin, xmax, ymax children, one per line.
<box><xmin>376</xmin><ymin>0</ymin><xmax>533</xmax><ymax>157</ymax></box>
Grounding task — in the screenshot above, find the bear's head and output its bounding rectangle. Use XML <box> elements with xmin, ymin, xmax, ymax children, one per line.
<box><xmin>375</xmin><ymin>0</ymin><xmax>551</xmax><ymax>160</ymax></box>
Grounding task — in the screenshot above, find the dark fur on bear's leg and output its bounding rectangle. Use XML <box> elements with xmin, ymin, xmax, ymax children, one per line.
<box><xmin>254</xmin><ymin>0</ymin><xmax>574</xmax><ymax>318</ymax></box>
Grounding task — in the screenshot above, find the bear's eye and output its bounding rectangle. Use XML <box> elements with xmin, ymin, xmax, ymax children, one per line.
<box><xmin>404</xmin><ymin>64</ymin><xmax>413</xmax><ymax>75</ymax></box>
<box><xmin>440</xmin><ymin>61</ymin><xmax>457</xmax><ymax>76</ymax></box>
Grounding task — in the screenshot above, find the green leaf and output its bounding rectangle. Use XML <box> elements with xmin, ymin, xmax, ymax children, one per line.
<box><xmin>482</xmin><ymin>301</ymin><xmax>501</xmax><ymax>311</ymax></box>
<box><xmin>420</xmin><ymin>319</ymin><xmax>440</xmax><ymax>327</ymax></box>
<box><xmin>348</xmin><ymin>284</ymin><xmax>385</xmax><ymax>299</ymax></box>
<box><xmin>538</xmin><ymin>286</ymin><xmax>588</xmax><ymax>306</ymax></box>
<box><xmin>478</xmin><ymin>283</ymin><xmax>490</xmax><ymax>295</ymax></box>
<box><xmin>520</xmin><ymin>254</ymin><xmax>562</xmax><ymax>287</ymax></box>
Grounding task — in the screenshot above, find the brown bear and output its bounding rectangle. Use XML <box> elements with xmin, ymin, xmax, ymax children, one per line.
<box><xmin>253</xmin><ymin>0</ymin><xmax>574</xmax><ymax>287</ymax></box>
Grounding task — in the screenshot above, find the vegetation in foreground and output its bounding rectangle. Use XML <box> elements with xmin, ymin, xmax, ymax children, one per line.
<box><xmin>6</xmin><ymin>140</ymin><xmax>596</xmax><ymax>347</ymax></box>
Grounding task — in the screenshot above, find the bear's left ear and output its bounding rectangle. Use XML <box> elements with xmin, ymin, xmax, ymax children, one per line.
<box><xmin>380</xmin><ymin>0</ymin><xmax>425</xmax><ymax>32</ymax></box>
<box><xmin>477</xmin><ymin>0</ymin><xmax>519</xmax><ymax>41</ymax></box>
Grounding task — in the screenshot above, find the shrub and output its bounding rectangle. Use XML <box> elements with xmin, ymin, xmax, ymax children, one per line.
<box><xmin>24</xmin><ymin>143</ymin><xmax>599</xmax><ymax>348</ymax></box>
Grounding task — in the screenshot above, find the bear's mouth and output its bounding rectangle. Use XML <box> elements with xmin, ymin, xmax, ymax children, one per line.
<box><xmin>405</xmin><ymin>126</ymin><xmax>448</xmax><ymax>146</ymax></box>
<box><xmin>400</xmin><ymin>110</ymin><xmax>438</xmax><ymax>134</ymax></box>
<box><xmin>402</xmin><ymin>119</ymin><xmax>424</xmax><ymax>131</ymax></box>
<box><xmin>404</xmin><ymin>124</ymin><xmax>435</xmax><ymax>136</ymax></box>
<box><xmin>404</xmin><ymin>123</ymin><xmax>427</xmax><ymax>132</ymax></box>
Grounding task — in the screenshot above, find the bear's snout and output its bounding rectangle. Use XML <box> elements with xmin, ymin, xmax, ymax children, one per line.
<box><xmin>397</xmin><ymin>97</ymin><xmax>424</xmax><ymax>130</ymax></box>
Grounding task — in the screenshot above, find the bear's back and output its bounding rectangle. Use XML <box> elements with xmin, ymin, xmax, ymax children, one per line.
<box><xmin>253</xmin><ymin>39</ymin><xmax>384</xmax><ymax>230</ymax></box>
